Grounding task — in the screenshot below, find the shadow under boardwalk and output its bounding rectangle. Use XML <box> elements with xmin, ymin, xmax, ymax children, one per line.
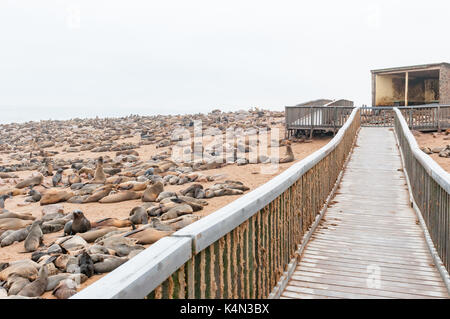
<box><xmin>282</xmin><ymin>127</ymin><xmax>449</xmax><ymax>299</ymax></box>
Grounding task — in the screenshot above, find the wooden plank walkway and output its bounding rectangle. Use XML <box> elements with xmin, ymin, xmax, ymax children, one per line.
<box><xmin>281</xmin><ymin>127</ymin><xmax>450</xmax><ymax>299</ymax></box>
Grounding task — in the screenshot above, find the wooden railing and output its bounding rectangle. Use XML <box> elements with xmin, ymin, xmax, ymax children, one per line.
<box><xmin>72</xmin><ymin>108</ymin><xmax>361</xmax><ymax>299</ymax></box>
<box><xmin>361</xmin><ymin>105</ymin><xmax>450</xmax><ymax>130</ymax></box>
<box><xmin>394</xmin><ymin>108</ymin><xmax>450</xmax><ymax>277</ymax></box>
<box><xmin>285</xmin><ymin>106</ymin><xmax>354</xmax><ymax>130</ymax></box>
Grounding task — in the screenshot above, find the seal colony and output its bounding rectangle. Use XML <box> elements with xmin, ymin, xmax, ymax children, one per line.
<box><xmin>0</xmin><ymin>108</ymin><xmax>332</xmax><ymax>298</ymax></box>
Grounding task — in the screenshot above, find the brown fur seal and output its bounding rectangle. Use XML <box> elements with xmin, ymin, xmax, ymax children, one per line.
<box><xmin>40</xmin><ymin>189</ymin><xmax>74</xmax><ymax>205</ymax></box>
<box><xmin>52</xmin><ymin>278</ymin><xmax>77</xmax><ymax>299</ymax></box>
<box><xmin>124</xmin><ymin>227</ymin><xmax>173</xmax><ymax>245</ymax></box>
<box><xmin>68</xmin><ymin>173</ymin><xmax>81</xmax><ymax>185</ymax></box>
<box><xmin>52</xmin><ymin>168</ymin><xmax>64</xmax><ymax>187</ymax></box>
<box><xmin>18</xmin><ymin>264</ymin><xmax>48</xmax><ymax>297</ymax></box>
<box><xmin>78</xmin><ymin>167</ymin><xmax>95</xmax><ymax>176</ymax></box>
<box><xmin>71</xmin><ymin>210</ymin><xmax>91</xmax><ymax>234</ymax></box>
<box><xmin>15</xmin><ymin>174</ymin><xmax>44</xmax><ymax>189</ymax></box>
<box><xmin>91</xmin><ymin>218</ymin><xmax>132</xmax><ymax>228</ymax></box>
<box><xmin>92</xmin><ymin>157</ymin><xmax>106</xmax><ymax>184</ymax></box>
<box><xmin>0</xmin><ymin>218</ymin><xmax>33</xmax><ymax>232</ymax></box>
<box><xmin>279</xmin><ymin>144</ymin><xmax>294</xmax><ymax>163</ymax></box>
<box><xmin>0</xmin><ymin>193</ymin><xmax>12</xmax><ymax>209</ymax></box>
<box><xmin>118</xmin><ymin>181</ymin><xmax>149</xmax><ymax>191</ymax></box>
<box><xmin>79</xmin><ymin>252</ymin><xmax>94</xmax><ymax>278</ymax></box>
<box><xmin>78</xmin><ymin>227</ymin><xmax>117</xmax><ymax>243</ymax></box>
<box><xmin>1</xmin><ymin>226</ymin><xmax>30</xmax><ymax>247</ymax></box>
<box><xmin>129</xmin><ymin>206</ymin><xmax>149</xmax><ymax>225</ymax></box>
<box><xmin>24</xmin><ymin>221</ymin><xmax>43</xmax><ymax>252</ymax></box>
<box><xmin>142</xmin><ymin>181</ymin><xmax>164</xmax><ymax>202</ymax></box>
<box><xmin>93</xmin><ymin>256</ymin><xmax>128</xmax><ymax>273</ymax></box>
<box><xmin>99</xmin><ymin>190</ymin><xmax>142</xmax><ymax>203</ymax></box>
<box><xmin>0</xmin><ymin>211</ymin><xmax>35</xmax><ymax>220</ymax></box>
<box><xmin>83</xmin><ymin>184</ymin><xmax>114</xmax><ymax>203</ymax></box>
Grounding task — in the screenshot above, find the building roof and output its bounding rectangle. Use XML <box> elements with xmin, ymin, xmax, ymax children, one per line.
<box><xmin>371</xmin><ymin>62</ymin><xmax>450</xmax><ymax>74</ymax></box>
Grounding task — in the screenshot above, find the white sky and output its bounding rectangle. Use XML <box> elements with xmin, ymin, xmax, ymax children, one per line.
<box><xmin>0</xmin><ymin>0</ymin><xmax>449</xmax><ymax>122</ymax></box>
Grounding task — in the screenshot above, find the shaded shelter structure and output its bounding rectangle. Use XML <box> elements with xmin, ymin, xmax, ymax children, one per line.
<box><xmin>371</xmin><ymin>63</ymin><xmax>450</xmax><ymax>106</ymax></box>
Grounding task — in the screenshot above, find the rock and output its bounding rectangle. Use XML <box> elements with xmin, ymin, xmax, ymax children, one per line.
<box><xmin>60</xmin><ymin>235</ymin><xmax>88</xmax><ymax>251</ymax></box>
<box><xmin>41</xmin><ymin>204</ymin><xmax>64</xmax><ymax>216</ymax></box>
<box><xmin>432</xmin><ymin>147</ymin><xmax>444</xmax><ymax>153</ymax></box>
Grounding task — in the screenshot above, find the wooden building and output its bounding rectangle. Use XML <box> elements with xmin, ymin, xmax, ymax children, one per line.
<box><xmin>371</xmin><ymin>63</ymin><xmax>450</xmax><ymax>106</ymax></box>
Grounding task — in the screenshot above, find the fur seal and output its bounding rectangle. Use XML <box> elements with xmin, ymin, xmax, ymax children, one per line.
<box><xmin>6</xmin><ymin>274</ymin><xmax>30</xmax><ymax>296</ymax></box>
<box><xmin>91</xmin><ymin>218</ymin><xmax>131</xmax><ymax>228</ymax></box>
<box><xmin>93</xmin><ymin>256</ymin><xmax>128</xmax><ymax>273</ymax></box>
<box><xmin>0</xmin><ymin>212</ymin><xmax>35</xmax><ymax>220</ymax></box>
<box><xmin>79</xmin><ymin>252</ymin><xmax>94</xmax><ymax>278</ymax></box>
<box><xmin>52</xmin><ymin>278</ymin><xmax>77</xmax><ymax>299</ymax></box>
<box><xmin>124</xmin><ymin>227</ymin><xmax>173</xmax><ymax>245</ymax></box>
<box><xmin>52</xmin><ymin>168</ymin><xmax>64</xmax><ymax>187</ymax></box>
<box><xmin>24</xmin><ymin>221</ymin><xmax>43</xmax><ymax>252</ymax></box>
<box><xmin>82</xmin><ymin>184</ymin><xmax>114</xmax><ymax>203</ymax></box>
<box><xmin>0</xmin><ymin>218</ymin><xmax>33</xmax><ymax>232</ymax></box>
<box><xmin>92</xmin><ymin>157</ymin><xmax>106</xmax><ymax>184</ymax></box>
<box><xmin>18</xmin><ymin>264</ymin><xmax>48</xmax><ymax>297</ymax></box>
<box><xmin>142</xmin><ymin>181</ymin><xmax>164</xmax><ymax>202</ymax></box>
<box><xmin>71</xmin><ymin>210</ymin><xmax>91</xmax><ymax>234</ymax></box>
<box><xmin>0</xmin><ymin>193</ymin><xmax>12</xmax><ymax>209</ymax></box>
<box><xmin>78</xmin><ymin>227</ymin><xmax>117</xmax><ymax>243</ymax></box>
<box><xmin>279</xmin><ymin>144</ymin><xmax>294</xmax><ymax>163</ymax></box>
<box><xmin>98</xmin><ymin>190</ymin><xmax>142</xmax><ymax>203</ymax></box>
<box><xmin>15</xmin><ymin>174</ymin><xmax>44</xmax><ymax>189</ymax></box>
<box><xmin>40</xmin><ymin>189</ymin><xmax>74</xmax><ymax>205</ymax></box>
<box><xmin>68</xmin><ymin>173</ymin><xmax>81</xmax><ymax>185</ymax></box>
<box><xmin>129</xmin><ymin>206</ymin><xmax>149</xmax><ymax>225</ymax></box>
<box><xmin>25</xmin><ymin>189</ymin><xmax>42</xmax><ymax>202</ymax></box>
<box><xmin>1</xmin><ymin>226</ymin><xmax>30</xmax><ymax>247</ymax></box>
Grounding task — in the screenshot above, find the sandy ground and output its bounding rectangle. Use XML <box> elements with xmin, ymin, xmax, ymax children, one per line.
<box><xmin>413</xmin><ymin>130</ymin><xmax>450</xmax><ymax>172</ymax></box>
<box><xmin>0</xmin><ymin>123</ymin><xmax>331</xmax><ymax>298</ymax></box>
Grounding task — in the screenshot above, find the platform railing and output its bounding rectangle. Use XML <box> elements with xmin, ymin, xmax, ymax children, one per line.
<box><xmin>361</xmin><ymin>104</ymin><xmax>450</xmax><ymax>129</ymax></box>
<box><xmin>394</xmin><ymin>108</ymin><xmax>450</xmax><ymax>273</ymax></box>
<box><xmin>71</xmin><ymin>107</ymin><xmax>361</xmax><ymax>299</ymax></box>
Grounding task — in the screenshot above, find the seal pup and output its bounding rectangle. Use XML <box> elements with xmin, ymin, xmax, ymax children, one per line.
<box><xmin>24</xmin><ymin>220</ymin><xmax>43</xmax><ymax>252</ymax></box>
<box><xmin>92</xmin><ymin>156</ymin><xmax>106</xmax><ymax>184</ymax></box>
<box><xmin>71</xmin><ymin>210</ymin><xmax>91</xmax><ymax>234</ymax></box>
<box><xmin>78</xmin><ymin>251</ymin><xmax>94</xmax><ymax>278</ymax></box>
<box><xmin>26</xmin><ymin>189</ymin><xmax>42</xmax><ymax>202</ymax></box>
<box><xmin>52</xmin><ymin>168</ymin><xmax>63</xmax><ymax>187</ymax></box>
<box><xmin>18</xmin><ymin>264</ymin><xmax>48</xmax><ymax>297</ymax></box>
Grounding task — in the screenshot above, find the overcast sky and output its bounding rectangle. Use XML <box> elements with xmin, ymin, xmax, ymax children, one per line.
<box><xmin>0</xmin><ymin>0</ymin><xmax>449</xmax><ymax>123</ymax></box>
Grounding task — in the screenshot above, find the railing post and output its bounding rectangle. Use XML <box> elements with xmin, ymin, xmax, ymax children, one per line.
<box><xmin>310</xmin><ymin>106</ymin><xmax>314</xmax><ymax>139</ymax></box>
<box><xmin>409</xmin><ymin>108</ymin><xmax>413</xmax><ymax>130</ymax></box>
<box><xmin>438</xmin><ymin>104</ymin><xmax>441</xmax><ymax>133</ymax></box>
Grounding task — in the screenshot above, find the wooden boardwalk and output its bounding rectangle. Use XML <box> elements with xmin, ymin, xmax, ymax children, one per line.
<box><xmin>281</xmin><ymin>127</ymin><xmax>450</xmax><ymax>299</ymax></box>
